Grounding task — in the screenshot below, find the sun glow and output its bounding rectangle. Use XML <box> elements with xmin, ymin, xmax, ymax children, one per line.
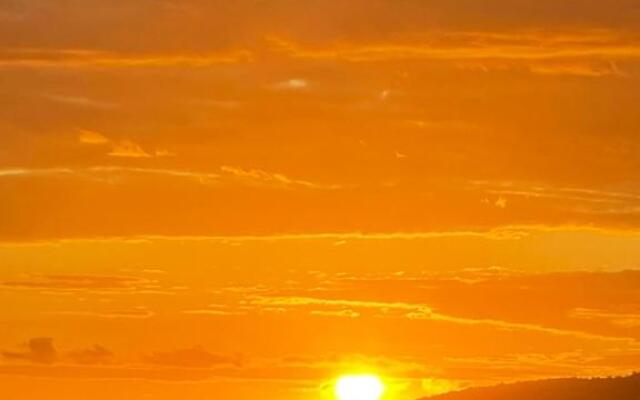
<box><xmin>335</xmin><ymin>375</ymin><xmax>385</xmax><ymax>400</ymax></box>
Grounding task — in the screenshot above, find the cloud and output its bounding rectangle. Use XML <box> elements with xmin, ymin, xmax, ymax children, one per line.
<box><xmin>0</xmin><ymin>166</ymin><xmax>224</xmax><ymax>191</ymax></box>
<box><xmin>495</xmin><ymin>197</ymin><xmax>508</xmax><ymax>209</ymax></box>
<box><xmin>0</xmin><ymin>168</ymin><xmax>74</xmax><ymax>177</ymax></box>
<box><xmin>0</xmin><ymin>338</ymin><xmax>636</xmax><ymax>391</ymax></box>
<box><xmin>51</xmin><ymin>307</ymin><xmax>155</xmax><ymax>319</ymax></box>
<box><xmin>233</xmin><ymin>270</ymin><xmax>640</xmax><ymax>345</ymax></box>
<box><xmin>43</xmin><ymin>94</ymin><xmax>117</xmax><ymax>109</ymax></box>
<box><xmin>266</xmin><ymin>31</ymin><xmax>640</xmax><ymax>76</ymax></box>
<box><xmin>271</xmin><ymin>78</ymin><xmax>310</xmax><ymax>90</ymax></box>
<box><xmin>3</xmin><ymin>163</ymin><xmax>640</xmax><ymax>242</ymax></box>
<box><xmin>527</xmin><ymin>61</ymin><xmax>627</xmax><ymax>77</ymax></box>
<box><xmin>182</xmin><ymin>308</ymin><xmax>247</xmax><ymax>316</ymax></box>
<box><xmin>481</xmin><ymin>196</ymin><xmax>509</xmax><ymax>209</ymax></box>
<box><xmin>0</xmin><ymin>225</ymin><xmax>543</xmax><ymax>247</ymax></box>
<box><xmin>0</xmin><ymin>48</ymin><xmax>253</xmax><ymax>69</ymax></box>
<box><xmin>1</xmin><ymin>274</ymin><xmax>173</xmax><ymax>298</ymax></box>
<box><xmin>0</xmin><ymin>165</ymin><xmax>343</xmax><ymax>191</ymax></box>
<box><xmin>2</xmin><ymin>338</ymin><xmax>57</xmax><ymax>364</ymax></box>
<box><xmin>309</xmin><ymin>309</ymin><xmax>360</xmax><ymax>318</ymax></box>
<box><xmin>3</xmin><ymin>339</ymin><xmax>112</xmax><ymax>366</ymax></box>
<box><xmin>268</xmin><ymin>30</ymin><xmax>640</xmax><ymax>61</ymax></box>
<box><xmin>249</xmin><ymin>295</ymin><xmax>429</xmax><ymax>314</ymax></box>
<box><xmin>220</xmin><ymin>165</ymin><xmax>340</xmax><ymax>190</ymax></box>
<box><xmin>78</xmin><ymin>130</ymin><xmax>110</xmax><ymax>145</ymax></box>
<box><xmin>153</xmin><ymin>148</ymin><xmax>175</xmax><ymax>157</ymax></box>
<box><xmin>471</xmin><ymin>180</ymin><xmax>640</xmax><ymax>214</ymax></box>
<box><xmin>67</xmin><ymin>345</ymin><xmax>114</xmax><ymax>365</ymax></box>
<box><xmin>86</xmin><ymin>166</ymin><xmax>219</xmax><ymax>182</ymax></box>
<box><xmin>144</xmin><ymin>346</ymin><xmax>244</xmax><ymax>368</ymax></box>
<box><xmin>2</xmin><ymin>274</ymin><xmax>148</xmax><ymax>291</ymax></box>
<box><xmin>0</xmin><ymin>340</ymin><xmax>432</xmax><ymax>385</ymax></box>
<box><xmin>77</xmin><ymin>130</ymin><xmax>173</xmax><ymax>158</ymax></box>
<box><xmin>571</xmin><ymin>308</ymin><xmax>640</xmax><ymax>328</ymax></box>
<box><xmin>108</xmin><ymin>139</ymin><xmax>153</xmax><ymax>158</ymax></box>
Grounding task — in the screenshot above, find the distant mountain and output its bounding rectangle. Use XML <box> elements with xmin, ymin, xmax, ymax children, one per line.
<box><xmin>424</xmin><ymin>373</ymin><xmax>640</xmax><ymax>400</ymax></box>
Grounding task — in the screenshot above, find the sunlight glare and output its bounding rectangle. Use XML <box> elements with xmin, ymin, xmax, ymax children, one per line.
<box><xmin>335</xmin><ymin>375</ymin><xmax>385</xmax><ymax>400</ymax></box>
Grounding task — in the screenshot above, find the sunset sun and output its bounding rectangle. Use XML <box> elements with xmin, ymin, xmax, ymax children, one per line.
<box><xmin>335</xmin><ymin>375</ymin><xmax>385</xmax><ymax>400</ymax></box>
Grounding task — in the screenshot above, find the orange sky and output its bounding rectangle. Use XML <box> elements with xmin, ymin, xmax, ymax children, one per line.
<box><xmin>2</xmin><ymin>1</ymin><xmax>640</xmax><ymax>399</ymax></box>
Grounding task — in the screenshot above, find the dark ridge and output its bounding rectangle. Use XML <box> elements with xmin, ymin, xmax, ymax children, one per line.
<box><xmin>423</xmin><ymin>373</ymin><xmax>640</xmax><ymax>400</ymax></box>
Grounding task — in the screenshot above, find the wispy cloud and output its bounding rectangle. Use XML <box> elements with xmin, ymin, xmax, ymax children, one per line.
<box><xmin>213</xmin><ymin>295</ymin><xmax>637</xmax><ymax>345</ymax></box>
<box><xmin>2</xmin><ymin>274</ymin><xmax>148</xmax><ymax>291</ymax></box>
<box><xmin>472</xmin><ymin>180</ymin><xmax>640</xmax><ymax>214</ymax></box>
<box><xmin>78</xmin><ymin>130</ymin><xmax>110</xmax><ymax>145</ymax></box>
<box><xmin>527</xmin><ymin>60</ymin><xmax>627</xmax><ymax>77</ymax></box>
<box><xmin>50</xmin><ymin>307</ymin><xmax>155</xmax><ymax>319</ymax></box>
<box><xmin>309</xmin><ymin>309</ymin><xmax>361</xmax><ymax>318</ymax></box>
<box><xmin>0</xmin><ymin>165</ymin><xmax>340</xmax><ymax>191</ymax></box>
<box><xmin>267</xmin><ymin>31</ymin><xmax>640</xmax><ymax>76</ymax></box>
<box><xmin>1</xmin><ymin>274</ymin><xmax>169</xmax><ymax>297</ymax></box>
<box><xmin>88</xmin><ymin>166</ymin><xmax>219</xmax><ymax>181</ymax></box>
<box><xmin>43</xmin><ymin>94</ymin><xmax>117</xmax><ymax>109</ymax></box>
<box><xmin>0</xmin><ymin>48</ymin><xmax>253</xmax><ymax>69</ymax></box>
<box><xmin>77</xmin><ymin>130</ymin><xmax>173</xmax><ymax>158</ymax></box>
<box><xmin>0</xmin><ymin>225</ymin><xmax>553</xmax><ymax>247</ymax></box>
<box><xmin>271</xmin><ymin>78</ymin><xmax>310</xmax><ymax>90</ymax></box>
<box><xmin>268</xmin><ymin>30</ymin><xmax>640</xmax><ymax>61</ymax></box>
<box><xmin>0</xmin><ymin>168</ymin><xmax>74</xmax><ymax>177</ymax></box>
<box><xmin>571</xmin><ymin>308</ymin><xmax>640</xmax><ymax>328</ymax></box>
<box><xmin>220</xmin><ymin>165</ymin><xmax>340</xmax><ymax>190</ymax></box>
<box><xmin>107</xmin><ymin>140</ymin><xmax>153</xmax><ymax>158</ymax></box>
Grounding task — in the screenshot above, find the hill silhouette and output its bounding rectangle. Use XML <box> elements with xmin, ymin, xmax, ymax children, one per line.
<box><xmin>424</xmin><ymin>373</ymin><xmax>640</xmax><ymax>400</ymax></box>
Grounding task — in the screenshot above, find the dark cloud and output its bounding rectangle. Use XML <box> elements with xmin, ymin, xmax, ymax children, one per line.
<box><xmin>2</xmin><ymin>1</ymin><xmax>640</xmax><ymax>52</ymax></box>
<box><xmin>2</xmin><ymin>337</ymin><xmax>57</xmax><ymax>364</ymax></box>
<box><xmin>2</xmin><ymin>338</ymin><xmax>114</xmax><ymax>366</ymax></box>
<box><xmin>67</xmin><ymin>345</ymin><xmax>114</xmax><ymax>365</ymax></box>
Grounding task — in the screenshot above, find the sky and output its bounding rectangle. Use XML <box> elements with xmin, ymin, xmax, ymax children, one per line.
<box><xmin>2</xmin><ymin>1</ymin><xmax>640</xmax><ymax>399</ymax></box>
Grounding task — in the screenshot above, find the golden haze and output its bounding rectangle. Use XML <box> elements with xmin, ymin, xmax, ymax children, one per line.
<box><xmin>2</xmin><ymin>1</ymin><xmax>640</xmax><ymax>399</ymax></box>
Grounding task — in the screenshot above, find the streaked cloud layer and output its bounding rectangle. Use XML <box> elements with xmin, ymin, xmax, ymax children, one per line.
<box><xmin>2</xmin><ymin>1</ymin><xmax>640</xmax><ymax>399</ymax></box>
